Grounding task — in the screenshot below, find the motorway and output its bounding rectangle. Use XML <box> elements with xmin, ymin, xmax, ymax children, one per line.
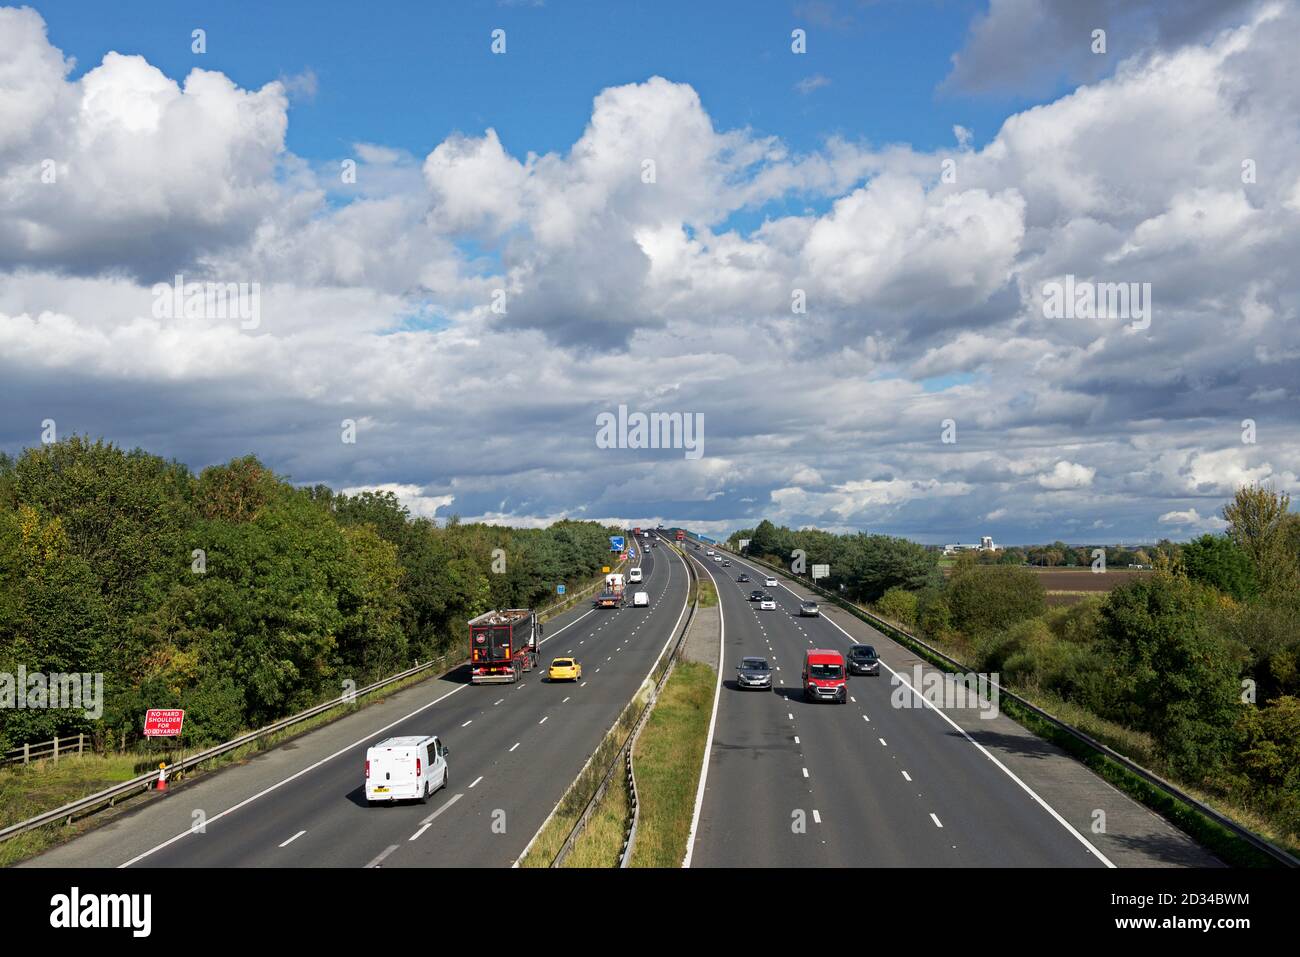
<box><xmin>27</xmin><ymin>538</ymin><xmax>690</xmax><ymax>868</ymax></box>
<box><xmin>682</xmin><ymin>542</ymin><xmax>1218</xmax><ymax>868</ymax></box>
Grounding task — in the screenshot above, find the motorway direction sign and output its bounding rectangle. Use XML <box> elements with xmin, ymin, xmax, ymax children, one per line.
<box><xmin>143</xmin><ymin>709</ymin><xmax>185</xmax><ymax>737</ymax></box>
<box><xmin>738</xmin><ymin>538</ymin><xmax>750</xmax><ymax>549</ymax></box>
<box><xmin>610</xmin><ymin>535</ymin><xmax>625</xmax><ymax>551</ymax></box>
<box><xmin>812</xmin><ymin>564</ymin><xmax>830</xmax><ymax>580</ymax></box>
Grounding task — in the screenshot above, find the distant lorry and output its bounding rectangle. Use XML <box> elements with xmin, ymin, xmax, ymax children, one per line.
<box><xmin>469</xmin><ymin>608</ymin><xmax>542</xmax><ymax>683</ymax></box>
<box><xmin>595</xmin><ymin>572</ymin><xmax>626</xmax><ymax>609</ymax></box>
<box><xmin>802</xmin><ymin>648</ymin><xmax>847</xmax><ymax>704</ymax></box>
<box><xmin>365</xmin><ymin>735</ymin><xmax>449</xmax><ymax>804</ymax></box>
<box><xmin>675</xmin><ymin>530</ymin><xmax>685</xmax><ymax>542</ymax></box>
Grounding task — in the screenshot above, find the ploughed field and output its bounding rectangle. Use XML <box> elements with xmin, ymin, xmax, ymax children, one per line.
<box><xmin>1028</xmin><ymin>566</ymin><xmax>1154</xmax><ymax>605</ymax></box>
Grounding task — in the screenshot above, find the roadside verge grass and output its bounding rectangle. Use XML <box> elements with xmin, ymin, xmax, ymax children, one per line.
<box><xmin>628</xmin><ymin>660</ymin><xmax>716</xmax><ymax>868</ymax></box>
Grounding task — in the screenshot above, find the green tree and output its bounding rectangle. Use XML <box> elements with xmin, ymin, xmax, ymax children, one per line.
<box><xmin>1094</xmin><ymin>575</ymin><xmax>1242</xmax><ymax>779</ymax></box>
<box><xmin>943</xmin><ymin>564</ymin><xmax>1046</xmax><ymax>637</ymax></box>
<box><xmin>1180</xmin><ymin>533</ymin><xmax>1258</xmax><ymax>600</ymax></box>
<box><xmin>1223</xmin><ymin>484</ymin><xmax>1297</xmax><ymax>594</ymax></box>
<box><xmin>875</xmin><ymin>587</ymin><xmax>918</xmax><ymax>627</ymax></box>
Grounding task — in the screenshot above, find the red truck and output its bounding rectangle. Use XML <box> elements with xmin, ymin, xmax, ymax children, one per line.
<box><xmin>469</xmin><ymin>609</ymin><xmax>542</xmax><ymax>684</ymax></box>
<box><xmin>802</xmin><ymin>648</ymin><xmax>847</xmax><ymax>704</ymax></box>
<box><xmin>675</xmin><ymin>529</ymin><xmax>685</xmax><ymax>542</ymax></box>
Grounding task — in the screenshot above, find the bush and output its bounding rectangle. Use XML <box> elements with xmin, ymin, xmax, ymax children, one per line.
<box><xmin>1095</xmin><ymin>575</ymin><xmax>1244</xmax><ymax>780</ymax></box>
<box><xmin>875</xmin><ymin>587</ymin><xmax>918</xmax><ymax>628</ymax></box>
<box><xmin>944</xmin><ymin>564</ymin><xmax>1046</xmax><ymax>637</ymax></box>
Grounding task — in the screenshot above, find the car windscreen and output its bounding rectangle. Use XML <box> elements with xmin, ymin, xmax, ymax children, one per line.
<box><xmin>851</xmin><ymin>646</ymin><xmax>876</xmax><ymax>658</ymax></box>
<box><xmin>552</xmin><ymin>659</ymin><xmax>572</xmax><ymax>667</ymax></box>
<box><xmin>741</xmin><ymin>659</ymin><xmax>768</xmax><ymax>670</ymax></box>
<box><xmin>809</xmin><ymin>663</ymin><xmax>842</xmax><ymax>679</ymax></box>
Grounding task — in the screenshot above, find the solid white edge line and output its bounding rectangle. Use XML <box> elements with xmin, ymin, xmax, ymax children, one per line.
<box><xmin>723</xmin><ymin>546</ymin><xmax>1116</xmax><ymax>869</ymax></box>
<box><xmin>682</xmin><ymin>552</ymin><xmax>725</xmax><ymax>868</ymax></box>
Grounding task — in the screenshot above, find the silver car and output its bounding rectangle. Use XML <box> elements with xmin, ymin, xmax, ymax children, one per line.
<box><xmin>736</xmin><ymin>656</ymin><xmax>773</xmax><ymax>691</ymax></box>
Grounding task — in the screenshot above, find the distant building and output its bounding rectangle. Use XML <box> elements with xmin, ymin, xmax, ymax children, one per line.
<box><xmin>943</xmin><ymin>536</ymin><xmax>1000</xmax><ymax>556</ymax></box>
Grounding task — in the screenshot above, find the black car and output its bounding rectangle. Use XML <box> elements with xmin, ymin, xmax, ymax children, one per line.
<box><xmin>735</xmin><ymin>656</ymin><xmax>772</xmax><ymax>691</ymax></box>
<box><xmin>847</xmin><ymin>644</ymin><xmax>880</xmax><ymax>676</ymax></box>
<box><xmin>749</xmin><ymin>590</ymin><xmax>765</xmax><ymax>601</ymax></box>
<box><xmin>736</xmin><ymin>573</ymin><xmax>751</xmax><ymax>583</ymax></box>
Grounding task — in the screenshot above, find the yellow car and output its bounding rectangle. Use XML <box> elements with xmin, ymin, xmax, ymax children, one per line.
<box><xmin>547</xmin><ymin>657</ymin><xmax>582</xmax><ymax>682</ymax></box>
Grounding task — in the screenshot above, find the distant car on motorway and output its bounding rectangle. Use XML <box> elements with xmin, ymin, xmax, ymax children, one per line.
<box><xmin>722</xmin><ymin>560</ymin><xmax>731</xmax><ymax>567</ymax></box>
<box><xmin>547</xmin><ymin>657</ymin><xmax>583</xmax><ymax>682</ymax></box>
<box><xmin>764</xmin><ymin>576</ymin><xmax>778</xmax><ymax>587</ymax></box>
<box><xmin>713</xmin><ymin>555</ymin><xmax>722</xmax><ymax>562</ymax></box>
<box><xmin>736</xmin><ymin>656</ymin><xmax>772</xmax><ymax>691</ymax></box>
<box><xmin>798</xmin><ymin>600</ymin><xmax>819</xmax><ymax>617</ymax></box>
<box><xmin>706</xmin><ymin>549</ymin><xmax>715</xmax><ymax>556</ymax></box>
<box><xmin>736</xmin><ymin>573</ymin><xmax>751</xmax><ymax>583</ymax></box>
<box><xmin>633</xmin><ymin>590</ymin><xmax>649</xmax><ymax>607</ymax></box>
<box><xmin>759</xmin><ymin>598</ymin><xmax>777</xmax><ymax>610</ymax></box>
<box><xmin>628</xmin><ymin>567</ymin><xmax>643</xmax><ymax>583</ymax></box>
<box><xmin>847</xmin><ymin>644</ymin><xmax>880</xmax><ymax>676</ymax></box>
<box><xmin>749</xmin><ymin>590</ymin><xmax>765</xmax><ymax>601</ymax></box>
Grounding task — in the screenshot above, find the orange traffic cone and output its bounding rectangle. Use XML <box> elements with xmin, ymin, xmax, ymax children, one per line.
<box><xmin>156</xmin><ymin>762</ymin><xmax>168</xmax><ymax>792</ymax></box>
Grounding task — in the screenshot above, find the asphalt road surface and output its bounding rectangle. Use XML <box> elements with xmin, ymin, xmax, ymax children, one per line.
<box><xmin>27</xmin><ymin>538</ymin><xmax>689</xmax><ymax>868</ymax></box>
<box><xmin>684</xmin><ymin>544</ymin><xmax>1216</xmax><ymax>868</ymax></box>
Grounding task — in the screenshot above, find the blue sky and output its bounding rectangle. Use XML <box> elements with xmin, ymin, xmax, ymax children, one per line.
<box><xmin>3</xmin><ymin>1</ymin><xmax>1296</xmax><ymax>544</ymax></box>
<box><xmin>39</xmin><ymin>0</ymin><xmax>1043</xmax><ymax>162</ymax></box>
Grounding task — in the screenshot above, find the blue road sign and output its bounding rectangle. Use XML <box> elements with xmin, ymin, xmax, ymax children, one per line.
<box><xmin>557</xmin><ymin>584</ymin><xmax>566</xmax><ymax>595</ymax></box>
<box><xmin>610</xmin><ymin>535</ymin><xmax>625</xmax><ymax>551</ymax></box>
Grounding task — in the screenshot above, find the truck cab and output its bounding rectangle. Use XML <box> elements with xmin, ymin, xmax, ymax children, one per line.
<box><xmin>802</xmin><ymin>649</ymin><xmax>847</xmax><ymax>704</ymax></box>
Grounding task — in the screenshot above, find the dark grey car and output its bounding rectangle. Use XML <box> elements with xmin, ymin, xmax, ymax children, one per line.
<box><xmin>847</xmin><ymin>644</ymin><xmax>880</xmax><ymax>676</ymax></box>
<box><xmin>736</xmin><ymin>656</ymin><xmax>773</xmax><ymax>691</ymax></box>
<box><xmin>798</xmin><ymin>600</ymin><xmax>819</xmax><ymax>617</ymax></box>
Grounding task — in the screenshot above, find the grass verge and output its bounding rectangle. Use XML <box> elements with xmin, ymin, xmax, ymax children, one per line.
<box><xmin>560</xmin><ymin>760</ymin><xmax>630</xmax><ymax>868</ymax></box>
<box><xmin>518</xmin><ymin>678</ymin><xmax>652</xmax><ymax>867</ymax></box>
<box><xmin>628</xmin><ymin>660</ymin><xmax>716</xmax><ymax>868</ymax></box>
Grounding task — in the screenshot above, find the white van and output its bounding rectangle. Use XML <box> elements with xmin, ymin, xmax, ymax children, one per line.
<box><xmin>633</xmin><ymin>590</ymin><xmax>649</xmax><ymax>607</ymax></box>
<box><xmin>628</xmin><ymin>567</ymin><xmax>643</xmax><ymax>583</ymax></box>
<box><xmin>365</xmin><ymin>735</ymin><xmax>448</xmax><ymax>805</ymax></box>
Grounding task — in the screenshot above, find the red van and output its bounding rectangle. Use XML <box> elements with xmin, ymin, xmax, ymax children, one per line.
<box><xmin>802</xmin><ymin>649</ymin><xmax>848</xmax><ymax>704</ymax></box>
